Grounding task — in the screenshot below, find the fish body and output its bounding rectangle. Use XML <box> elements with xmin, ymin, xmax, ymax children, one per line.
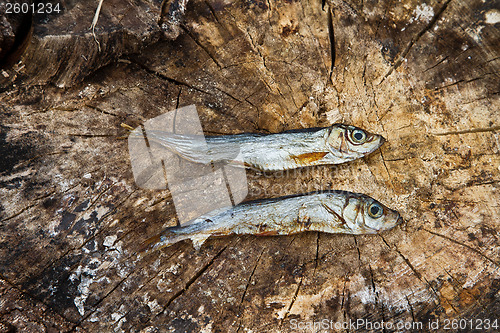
<box><xmin>143</xmin><ymin>191</ymin><xmax>403</xmax><ymax>251</ymax></box>
<box><xmin>135</xmin><ymin>124</ymin><xmax>385</xmax><ymax>171</ymax></box>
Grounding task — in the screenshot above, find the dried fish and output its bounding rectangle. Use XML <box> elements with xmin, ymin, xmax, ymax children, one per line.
<box><xmin>142</xmin><ymin>191</ymin><xmax>403</xmax><ymax>251</ymax></box>
<box><xmin>131</xmin><ymin>124</ymin><xmax>385</xmax><ymax>171</ymax></box>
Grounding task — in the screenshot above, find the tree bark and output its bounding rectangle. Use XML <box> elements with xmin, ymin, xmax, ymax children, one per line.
<box><xmin>0</xmin><ymin>0</ymin><xmax>499</xmax><ymax>332</ymax></box>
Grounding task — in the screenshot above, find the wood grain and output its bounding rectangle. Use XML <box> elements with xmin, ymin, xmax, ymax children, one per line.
<box><xmin>0</xmin><ymin>0</ymin><xmax>499</xmax><ymax>331</ymax></box>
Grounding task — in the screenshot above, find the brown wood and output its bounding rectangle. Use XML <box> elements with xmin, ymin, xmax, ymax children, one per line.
<box><xmin>1</xmin><ymin>0</ymin><xmax>499</xmax><ymax>331</ymax></box>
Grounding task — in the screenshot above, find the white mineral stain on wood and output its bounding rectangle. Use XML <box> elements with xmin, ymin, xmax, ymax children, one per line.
<box><xmin>266</xmin><ymin>263</ymin><xmax>438</xmax><ymax>321</ymax></box>
<box><xmin>156</xmin><ymin>278</ymin><xmax>171</xmax><ymax>292</ymax></box>
<box><xmin>103</xmin><ymin>235</ymin><xmax>117</xmax><ymax>247</ymax></box>
<box><xmin>485</xmin><ymin>9</ymin><xmax>500</xmax><ymax>24</ymax></box>
<box><xmin>412</xmin><ymin>4</ymin><xmax>435</xmax><ymax>23</ymax></box>
<box><xmin>462</xmin><ymin>263</ymin><xmax>491</xmax><ymax>289</ymax></box>
<box><xmin>199</xmin><ymin>322</ymin><xmax>213</xmax><ymax>333</ymax></box>
<box><xmin>111</xmin><ymin>304</ymin><xmax>127</xmax><ymax>332</ymax></box>
<box><xmin>88</xmin><ymin>313</ymin><xmax>100</xmax><ymax>322</ymax></box>
<box><xmin>280</xmin><ymin>285</ymin><xmax>336</xmax><ymax>319</ymax></box>
<box><xmin>350</xmin><ymin>273</ymin><xmax>433</xmax><ymax>312</ymax></box>
<box><xmin>164</xmin><ymin>263</ymin><xmax>181</xmax><ymax>275</ymax></box>
<box><xmin>150</xmin><ymin>259</ymin><xmax>161</xmax><ymax>270</ymax></box>
<box><xmin>143</xmin><ymin>293</ymin><xmax>163</xmax><ymax>316</ymax></box>
<box><xmin>81</xmin><ymin>205</ymin><xmax>109</xmax><ymax>220</ymax></box>
<box><xmin>66</xmin><ymin>232</ymin><xmax>134</xmax><ymax>317</ymax></box>
<box><xmin>465</xmin><ymin>25</ymin><xmax>485</xmax><ymax>43</ymax></box>
<box><xmin>69</xmin><ymin>258</ymin><xmax>101</xmax><ymax>316</ymax></box>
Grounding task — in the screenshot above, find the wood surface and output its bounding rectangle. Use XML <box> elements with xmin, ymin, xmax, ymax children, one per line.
<box><xmin>0</xmin><ymin>0</ymin><xmax>499</xmax><ymax>332</ymax></box>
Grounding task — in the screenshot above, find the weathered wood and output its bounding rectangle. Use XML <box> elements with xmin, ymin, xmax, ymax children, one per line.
<box><xmin>1</xmin><ymin>0</ymin><xmax>499</xmax><ymax>332</ymax></box>
<box><xmin>0</xmin><ymin>0</ymin><xmax>189</xmax><ymax>88</ymax></box>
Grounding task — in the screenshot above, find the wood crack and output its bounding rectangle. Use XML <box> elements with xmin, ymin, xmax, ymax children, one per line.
<box><xmin>353</xmin><ymin>235</ymin><xmax>362</xmax><ymax>263</ymax></box>
<box><xmin>84</xmin><ymin>104</ymin><xmax>120</xmax><ymax>118</ymax></box>
<box><xmin>280</xmin><ymin>275</ymin><xmax>304</xmax><ymax>326</ymax></box>
<box><xmin>423</xmin><ymin>229</ymin><xmax>500</xmax><ymax>268</ymax></box>
<box><xmin>236</xmin><ymin>249</ymin><xmax>264</xmax><ymax>332</ymax></box>
<box><xmin>180</xmin><ymin>25</ymin><xmax>223</xmax><ymax>69</ymax></box>
<box><xmin>155</xmin><ymin>245</ymin><xmax>229</xmax><ymax>317</ymax></box>
<box><xmin>313</xmin><ymin>232</ymin><xmax>320</xmax><ymax>275</ymax></box>
<box><xmin>214</xmin><ymin>86</ymin><xmax>242</xmax><ymax>103</ymax></box>
<box><xmin>0</xmin><ymin>190</ymin><xmax>56</xmax><ymax>223</ymax></box>
<box><xmin>128</xmin><ymin>59</ymin><xmax>211</xmax><ymax>95</ymax></box>
<box><xmin>238</xmin><ymin>249</ymin><xmax>264</xmax><ymax>309</ymax></box>
<box><xmin>130</xmin><ymin>57</ymin><xmax>246</xmax><ymax>106</ymax></box>
<box><xmin>379</xmin><ymin>149</ymin><xmax>395</xmax><ymax>191</ymax></box>
<box><xmin>327</xmin><ymin>6</ymin><xmax>335</xmax><ymax>76</ymax></box>
<box><xmin>74</xmin><ymin>268</ymin><xmax>137</xmax><ymax>327</ymax></box>
<box><xmin>424</xmin><ymin>55</ymin><xmax>449</xmax><ymax>72</ymax></box>
<box><xmin>368</xmin><ymin>264</ymin><xmax>388</xmax><ymax>333</ymax></box>
<box><xmin>0</xmin><ymin>273</ymin><xmax>75</xmax><ymax>324</ymax></box>
<box><xmin>107</xmin><ymin>248</ymin><xmax>184</xmax><ymax>331</ymax></box>
<box><xmin>379</xmin><ymin>235</ymin><xmax>443</xmax><ymax>308</ymax></box>
<box><xmin>65</xmin><ymin>133</ymin><xmax>118</xmax><ymax>138</ymax></box>
<box><xmin>406</xmin><ymin>295</ymin><xmax>416</xmax><ymax>323</ymax></box>
<box><xmin>433</xmin><ymin>125</ymin><xmax>500</xmax><ymax>136</ymax></box>
<box><xmin>380</xmin><ymin>0</ymin><xmax>453</xmax><ymax>84</ymax></box>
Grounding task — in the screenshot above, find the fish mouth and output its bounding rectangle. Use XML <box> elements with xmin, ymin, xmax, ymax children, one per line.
<box><xmin>396</xmin><ymin>215</ymin><xmax>404</xmax><ymax>226</ymax></box>
<box><xmin>367</xmin><ymin>135</ymin><xmax>385</xmax><ymax>150</ymax></box>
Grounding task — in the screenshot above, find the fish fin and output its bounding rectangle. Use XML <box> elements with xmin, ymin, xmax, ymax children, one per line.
<box><xmin>139</xmin><ymin>233</ymin><xmax>163</xmax><ymax>253</ymax></box>
<box><xmin>131</xmin><ymin>131</ymin><xmax>212</xmax><ymax>165</ymax></box>
<box><xmin>225</xmin><ymin>160</ymin><xmax>261</xmax><ymax>172</ymax></box>
<box><xmin>255</xmin><ymin>230</ymin><xmax>279</xmax><ymax>236</ymax></box>
<box><xmin>290</xmin><ymin>152</ymin><xmax>329</xmax><ymax>165</ymax></box>
<box><xmin>297</xmin><ymin>202</ymin><xmax>308</xmax><ymax>223</ymax></box>
<box><xmin>191</xmin><ymin>234</ymin><xmax>211</xmax><ymax>250</ymax></box>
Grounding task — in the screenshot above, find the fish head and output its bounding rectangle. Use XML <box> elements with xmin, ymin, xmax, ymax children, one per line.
<box><xmin>341</xmin><ymin>193</ymin><xmax>403</xmax><ymax>234</ymax></box>
<box><xmin>326</xmin><ymin>124</ymin><xmax>385</xmax><ymax>160</ymax></box>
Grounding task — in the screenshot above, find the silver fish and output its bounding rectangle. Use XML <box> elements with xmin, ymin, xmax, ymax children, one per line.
<box><xmin>142</xmin><ymin>191</ymin><xmax>403</xmax><ymax>251</ymax></box>
<box><xmin>131</xmin><ymin>124</ymin><xmax>385</xmax><ymax>171</ymax></box>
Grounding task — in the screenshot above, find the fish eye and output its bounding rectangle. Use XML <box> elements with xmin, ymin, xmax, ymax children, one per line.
<box><xmin>350</xmin><ymin>129</ymin><xmax>367</xmax><ymax>144</ymax></box>
<box><xmin>368</xmin><ymin>202</ymin><xmax>383</xmax><ymax>218</ymax></box>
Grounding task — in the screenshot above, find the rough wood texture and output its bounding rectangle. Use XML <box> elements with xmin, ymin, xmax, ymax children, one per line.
<box><xmin>1</xmin><ymin>0</ymin><xmax>499</xmax><ymax>331</ymax></box>
<box><xmin>0</xmin><ymin>0</ymin><xmax>188</xmax><ymax>88</ymax></box>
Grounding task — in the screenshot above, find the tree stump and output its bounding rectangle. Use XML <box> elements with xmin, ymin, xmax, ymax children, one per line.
<box><xmin>0</xmin><ymin>0</ymin><xmax>499</xmax><ymax>332</ymax></box>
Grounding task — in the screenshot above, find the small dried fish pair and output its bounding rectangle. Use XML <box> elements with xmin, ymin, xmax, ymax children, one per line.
<box><xmin>136</xmin><ymin>124</ymin><xmax>401</xmax><ymax>251</ymax></box>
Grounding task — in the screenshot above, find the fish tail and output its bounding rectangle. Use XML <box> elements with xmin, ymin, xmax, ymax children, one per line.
<box><xmin>139</xmin><ymin>233</ymin><xmax>163</xmax><ymax>253</ymax></box>
<box><xmin>139</xmin><ymin>227</ymin><xmax>188</xmax><ymax>253</ymax></box>
<box><xmin>146</xmin><ymin>132</ymin><xmax>213</xmax><ymax>164</ymax></box>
